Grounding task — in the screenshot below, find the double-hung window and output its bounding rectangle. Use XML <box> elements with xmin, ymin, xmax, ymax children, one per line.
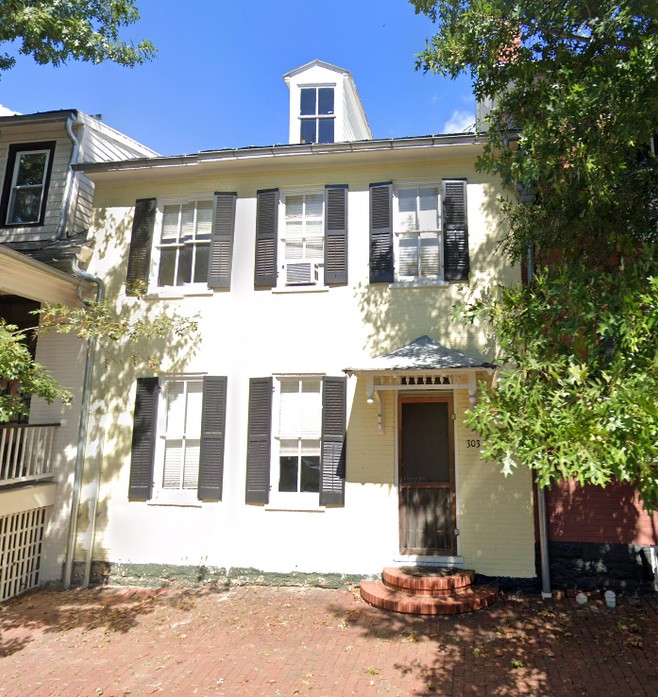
<box><xmin>299</xmin><ymin>87</ymin><xmax>335</xmax><ymax>144</ymax></box>
<box><xmin>281</xmin><ymin>189</ymin><xmax>324</xmax><ymax>286</ymax></box>
<box><xmin>394</xmin><ymin>184</ymin><xmax>441</xmax><ymax>281</ymax></box>
<box><xmin>2</xmin><ymin>142</ymin><xmax>55</xmax><ymax>226</ymax></box>
<box><xmin>276</xmin><ymin>377</ymin><xmax>323</xmax><ymax>499</ymax></box>
<box><xmin>156</xmin><ymin>199</ymin><xmax>213</xmax><ymax>287</ymax></box>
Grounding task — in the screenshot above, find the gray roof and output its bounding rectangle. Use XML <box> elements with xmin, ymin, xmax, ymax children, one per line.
<box><xmin>344</xmin><ymin>336</ymin><xmax>495</xmax><ymax>373</ymax></box>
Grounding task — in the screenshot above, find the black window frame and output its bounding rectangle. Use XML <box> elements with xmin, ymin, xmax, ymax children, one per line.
<box><xmin>0</xmin><ymin>141</ymin><xmax>56</xmax><ymax>228</ymax></box>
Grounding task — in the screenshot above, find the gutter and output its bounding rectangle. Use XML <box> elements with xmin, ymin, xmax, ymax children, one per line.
<box><xmin>62</xmin><ymin>255</ymin><xmax>105</xmax><ymax>589</ymax></box>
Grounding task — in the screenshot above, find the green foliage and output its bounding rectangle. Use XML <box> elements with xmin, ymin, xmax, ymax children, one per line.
<box><xmin>0</xmin><ymin>0</ymin><xmax>155</xmax><ymax>75</ymax></box>
<box><xmin>412</xmin><ymin>1</ymin><xmax>658</xmax><ymax>505</ymax></box>
<box><xmin>0</xmin><ymin>320</ymin><xmax>70</xmax><ymax>421</ymax></box>
<box><xmin>465</xmin><ymin>250</ymin><xmax>658</xmax><ymax>508</ymax></box>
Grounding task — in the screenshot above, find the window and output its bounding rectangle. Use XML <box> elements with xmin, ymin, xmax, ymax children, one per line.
<box><xmin>276</xmin><ymin>378</ymin><xmax>322</xmax><ymax>496</ymax></box>
<box><xmin>156</xmin><ymin>199</ymin><xmax>213</xmax><ymax>287</ymax></box>
<box><xmin>299</xmin><ymin>87</ymin><xmax>335</xmax><ymax>144</ymax></box>
<box><xmin>1</xmin><ymin>142</ymin><xmax>55</xmax><ymax>227</ymax></box>
<box><xmin>394</xmin><ymin>184</ymin><xmax>441</xmax><ymax>281</ymax></box>
<box><xmin>281</xmin><ymin>190</ymin><xmax>324</xmax><ymax>285</ymax></box>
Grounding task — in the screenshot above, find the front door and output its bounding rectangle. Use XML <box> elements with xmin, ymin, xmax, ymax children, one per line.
<box><xmin>399</xmin><ymin>396</ymin><xmax>456</xmax><ymax>555</ymax></box>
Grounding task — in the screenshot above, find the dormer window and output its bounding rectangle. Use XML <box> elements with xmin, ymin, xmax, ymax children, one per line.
<box><xmin>299</xmin><ymin>87</ymin><xmax>334</xmax><ymax>144</ymax></box>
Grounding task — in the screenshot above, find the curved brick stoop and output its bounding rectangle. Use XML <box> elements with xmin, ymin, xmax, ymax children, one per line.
<box><xmin>360</xmin><ymin>566</ymin><xmax>498</xmax><ymax>616</ymax></box>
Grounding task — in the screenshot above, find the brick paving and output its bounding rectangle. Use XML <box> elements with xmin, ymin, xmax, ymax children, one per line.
<box><xmin>0</xmin><ymin>584</ymin><xmax>657</xmax><ymax>696</ymax></box>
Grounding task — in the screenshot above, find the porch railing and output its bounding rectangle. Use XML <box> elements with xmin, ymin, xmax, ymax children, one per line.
<box><xmin>0</xmin><ymin>423</ymin><xmax>59</xmax><ymax>487</ymax></box>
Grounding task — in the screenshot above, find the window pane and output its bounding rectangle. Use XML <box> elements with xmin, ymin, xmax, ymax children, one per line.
<box><xmin>300</xmin><ymin>456</ymin><xmax>320</xmax><ymax>492</ymax></box>
<box><xmin>180</xmin><ymin>202</ymin><xmax>195</xmax><ymax>240</ymax></box>
<box><xmin>158</xmin><ymin>248</ymin><xmax>176</xmax><ymax>287</ymax></box>
<box><xmin>184</xmin><ymin>382</ymin><xmax>203</xmax><ymax>437</ymax></box>
<box><xmin>300</xmin><ymin>120</ymin><xmax>316</xmax><ymax>144</ymax></box>
<box><xmin>398</xmin><ymin>234</ymin><xmax>419</xmax><ymax>277</ymax></box>
<box><xmin>318</xmin><ymin>88</ymin><xmax>334</xmax><ymax>115</ymax></box>
<box><xmin>15</xmin><ymin>152</ymin><xmax>47</xmax><ymax>186</ymax></box>
<box><xmin>183</xmin><ymin>440</ymin><xmax>200</xmax><ymax>489</ymax></box>
<box><xmin>305</xmin><ymin>237</ymin><xmax>323</xmax><ymax>259</ymax></box>
<box><xmin>300</xmin><ymin>382</ymin><xmax>322</xmax><ymax>438</ymax></box>
<box><xmin>318</xmin><ymin>119</ymin><xmax>334</xmax><ymax>144</ymax></box>
<box><xmin>285</xmin><ymin>195</ymin><xmax>304</xmax><ymax>221</ymax></box>
<box><xmin>397</xmin><ymin>189</ymin><xmax>417</xmax><ymax>231</ymax></box>
<box><xmin>417</xmin><ymin>187</ymin><xmax>439</xmax><ymax>230</ymax></box>
<box><xmin>193</xmin><ymin>244</ymin><xmax>209</xmax><ymax>283</ymax></box>
<box><xmin>419</xmin><ymin>234</ymin><xmax>440</xmax><ymax>276</ymax></box>
<box><xmin>177</xmin><ymin>245</ymin><xmax>193</xmax><ymax>285</ymax></box>
<box><xmin>285</xmin><ymin>237</ymin><xmax>304</xmax><ymax>260</ymax></box>
<box><xmin>196</xmin><ymin>201</ymin><xmax>213</xmax><ymax>239</ymax></box>
<box><xmin>300</xmin><ymin>88</ymin><xmax>316</xmax><ymax>116</ymax></box>
<box><xmin>163</xmin><ymin>440</ymin><xmax>183</xmax><ymax>488</ymax></box>
<box><xmin>9</xmin><ymin>189</ymin><xmax>42</xmax><ymax>224</ymax></box>
<box><xmin>161</xmin><ymin>206</ymin><xmax>179</xmax><ymax>242</ymax></box>
<box><xmin>305</xmin><ymin>193</ymin><xmax>323</xmax><ymax>220</ymax></box>
<box><xmin>279</xmin><ymin>456</ymin><xmax>298</xmax><ymax>492</ymax></box>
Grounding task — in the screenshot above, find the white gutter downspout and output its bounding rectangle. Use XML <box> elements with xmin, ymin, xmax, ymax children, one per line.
<box><xmin>58</xmin><ymin>113</ymin><xmax>81</xmax><ymax>239</ymax></box>
<box><xmin>62</xmin><ymin>256</ymin><xmax>104</xmax><ymax>589</ymax></box>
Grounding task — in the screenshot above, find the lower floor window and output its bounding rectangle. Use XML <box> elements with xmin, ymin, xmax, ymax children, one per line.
<box><xmin>279</xmin><ymin>440</ymin><xmax>320</xmax><ymax>493</ymax></box>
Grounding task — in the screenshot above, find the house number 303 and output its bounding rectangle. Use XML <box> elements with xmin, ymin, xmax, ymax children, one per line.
<box><xmin>466</xmin><ymin>439</ymin><xmax>481</xmax><ymax>448</ymax></box>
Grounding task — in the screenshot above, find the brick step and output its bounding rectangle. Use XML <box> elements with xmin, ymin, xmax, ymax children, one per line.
<box><xmin>382</xmin><ymin>566</ymin><xmax>475</xmax><ymax>596</ymax></box>
<box><xmin>360</xmin><ymin>580</ymin><xmax>498</xmax><ymax>616</ymax></box>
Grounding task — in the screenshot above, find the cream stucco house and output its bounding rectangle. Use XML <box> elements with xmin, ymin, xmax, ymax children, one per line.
<box><xmin>70</xmin><ymin>61</ymin><xmax>536</xmax><ymax>590</ymax></box>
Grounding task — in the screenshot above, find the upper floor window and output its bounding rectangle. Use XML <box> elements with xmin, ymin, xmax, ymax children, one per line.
<box><xmin>156</xmin><ymin>199</ymin><xmax>213</xmax><ymax>287</ymax></box>
<box><xmin>299</xmin><ymin>87</ymin><xmax>334</xmax><ymax>144</ymax></box>
<box><xmin>394</xmin><ymin>185</ymin><xmax>441</xmax><ymax>280</ymax></box>
<box><xmin>1</xmin><ymin>142</ymin><xmax>56</xmax><ymax>227</ymax></box>
<box><xmin>281</xmin><ymin>189</ymin><xmax>324</xmax><ymax>286</ymax></box>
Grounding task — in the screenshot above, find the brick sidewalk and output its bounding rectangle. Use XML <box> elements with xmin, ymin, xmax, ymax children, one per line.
<box><xmin>0</xmin><ymin>584</ymin><xmax>657</xmax><ymax>696</ymax></box>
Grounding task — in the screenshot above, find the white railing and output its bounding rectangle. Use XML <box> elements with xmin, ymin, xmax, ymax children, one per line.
<box><xmin>0</xmin><ymin>423</ymin><xmax>59</xmax><ymax>486</ymax></box>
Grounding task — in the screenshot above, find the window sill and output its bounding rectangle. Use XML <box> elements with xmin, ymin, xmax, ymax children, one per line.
<box><xmin>265</xmin><ymin>502</ymin><xmax>326</xmax><ymax>513</ymax></box>
<box><xmin>272</xmin><ymin>285</ymin><xmax>329</xmax><ymax>295</ymax></box>
<box><xmin>143</xmin><ymin>287</ymin><xmax>214</xmax><ymax>300</ymax></box>
<box><xmin>389</xmin><ymin>279</ymin><xmax>450</xmax><ymax>289</ymax></box>
<box><xmin>147</xmin><ymin>493</ymin><xmax>203</xmax><ymax>508</ymax></box>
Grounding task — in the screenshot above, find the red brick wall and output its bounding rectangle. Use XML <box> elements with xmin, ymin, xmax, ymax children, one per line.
<box><xmin>544</xmin><ymin>480</ymin><xmax>658</xmax><ymax>545</ymax></box>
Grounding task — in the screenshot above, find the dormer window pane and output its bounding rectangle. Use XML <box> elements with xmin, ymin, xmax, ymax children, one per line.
<box><xmin>318</xmin><ymin>88</ymin><xmax>334</xmax><ymax>115</ymax></box>
<box><xmin>318</xmin><ymin>119</ymin><xmax>334</xmax><ymax>144</ymax></box>
<box><xmin>300</xmin><ymin>120</ymin><xmax>316</xmax><ymax>145</ymax></box>
<box><xmin>300</xmin><ymin>88</ymin><xmax>316</xmax><ymax>116</ymax></box>
<box><xmin>299</xmin><ymin>86</ymin><xmax>335</xmax><ymax>144</ymax></box>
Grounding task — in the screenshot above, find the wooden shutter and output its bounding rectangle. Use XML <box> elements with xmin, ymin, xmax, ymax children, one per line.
<box><xmin>125</xmin><ymin>198</ymin><xmax>156</xmax><ymax>295</ymax></box>
<box><xmin>369</xmin><ymin>183</ymin><xmax>394</xmax><ymax>283</ymax></box>
<box><xmin>320</xmin><ymin>376</ymin><xmax>346</xmax><ymax>506</ymax></box>
<box><xmin>128</xmin><ymin>377</ymin><xmax>159</xmax><ymax>500</ymax></box>
<box><xmin>245</xmin><ymin>377</ymin><xmax>273</xmax><ymax>504</ymax></box>
<box><xmin>207</xmin><ymin>193</ymin><xmax>236</xmax><ymax>289</ymax></box>
<box><xmin>197</xmin><ymin>376</ymin><xmax>227</xmax><ymax>500</ymax></box>
<box><xmin>324</xmin><ymin>185</ymin><xmax>348</xmax><ymax>285</ymax></box>
<box><xmin>254</xmin><ymin>189</ymin><xmax>278</xmax><ymax>288</ymax></box>
<box><xmin>442</xmin><ymin>180</ymin><xmax>469</xmax><ymax>281</ymax></box>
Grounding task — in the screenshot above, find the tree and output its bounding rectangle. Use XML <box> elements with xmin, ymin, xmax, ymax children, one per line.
<box><xmin>0</xmin><ymin>0</ymin><xmax>155</xmax><ymax>75</ymax></box>
<box><xmin>412</xmin><ymin>1</ymin><xmax>658</xmax><ymax>506</ymax></box>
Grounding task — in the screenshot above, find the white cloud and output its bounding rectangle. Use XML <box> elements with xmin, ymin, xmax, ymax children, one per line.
<box><xmin>0</xmin><ymin>104</ymin><xmax>20</xmax><ymax>116</ymax></box>
<box><xmin>442</xmin><ymin>110</ymin><xmax>475</xmax><ymax>133</ymax></box>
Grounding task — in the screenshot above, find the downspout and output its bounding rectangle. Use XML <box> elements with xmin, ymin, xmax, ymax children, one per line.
<box><xmin>62</xmin><ymin>256</ymin><xmax>104</xmax><ymax>589</ymax></box>
<box><xmin>58</xmin><ymin>113</ymin><xmax>81</xmax><ymax>239</ymax></box>
<box><xmin>526</xmin><ymin>240</ymin><xmax>552</xmax><ymax>599</ymax></box>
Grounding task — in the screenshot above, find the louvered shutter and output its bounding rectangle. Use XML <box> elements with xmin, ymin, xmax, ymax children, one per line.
<box><xmin>197</xmin><ymin>376</ymin><xmax>227</xmax><ymax>500</ymax></box>
<box><xmin>208</xmin><ymin>193</ymin><xmax>236</xmax><ymax>289</ymax></box>
<box><xmin>128</xmin><ymin>377</ymin><xmax>159</xmax><ymax>500</ymax></box>
<box><xmin>245</xmin><ymin>377</ymin><xmax>273</xmax><ymax>504</ymax></box>
<box><xmin>254</xmin><ymin>189</ymin><xmax>278</xmax><ymax>288</ymax></box>
<box><xmin>320</xmin><ymin>376</ymin><xmax>346</xmax><ymax>506</ymax></box>
<box><xmin>125</xmin><ymin>198</ymin><xmax>156</xmax><ymax>295</ymax></box>
<box><xmin>369</xmin><ymin>183</ymin><xmax>393</xmax><ymax>283</ymax></box>
<box><xmin>324</xmin><ymin>185</ymin><xmax>348</xmax><ymax>285</ymax></box>
<box><xmin>442</xmin><ymin>180</ymin><xmax>469</xmax><ymax>281</ymax></box>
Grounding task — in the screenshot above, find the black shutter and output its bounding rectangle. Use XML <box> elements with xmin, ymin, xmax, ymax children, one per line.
<box><xmin>197</xmin><ymin>376</ymin><xmax>227</xmax><ymax>500</ymax></box>
<box><xmin>245</xmin><ymin>377</ymin><xmax>273</xmax><ymax>504</ymax></box>
<box><xmin>254</xmin><ymin>189</ymin><xmax>278</xmax><ymax>288</ymax></box>
<box><xmin>324</xmin><ymin>185</ymin><xmax>348</xmax><ymax>285</ymax></box>
<box><xmin>369</xmin><ymin>183</ymin><xmax>393</xmax><ymax>283</ymax></box>
<box><xmin>125</xmin><ymin>198</ymin><xmax>156</xmax><ymax>295</ymax></box>
<box><xmin>208</xmin><ymin>193</ymin><xmax>237</xmax><ymax>290</ymax></box>
<box><xmin>320</xmin><ymin>376</ymin><xmax>346</xmax><ymax>506</ymax></box>
<box><xmin>128</xmin><ymin>377</ymin><xmax>159</xmax><ymax>500</ymax></box>
<box><xmin>442</xmin><ymin>179</ymin><xmax>469</xmax><ymax>281</ymax></box>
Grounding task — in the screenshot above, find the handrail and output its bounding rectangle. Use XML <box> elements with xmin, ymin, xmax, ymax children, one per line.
<box><xmin>0</xmin><ymin>423</ymin><xmax>60</xmax><ymax>486</ymax></box>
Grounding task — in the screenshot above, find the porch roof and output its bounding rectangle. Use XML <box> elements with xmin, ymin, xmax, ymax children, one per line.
<box><xmin>344</xmin><ymin>335</ymin><xmax>495</xmax><ymax>374</ymax></box>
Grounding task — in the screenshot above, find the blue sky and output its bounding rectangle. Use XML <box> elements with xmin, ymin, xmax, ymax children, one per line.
<box><xmin>0</xmin><ymin>1</ymin><xmax>475</xmax><ymax>156</ymax></box>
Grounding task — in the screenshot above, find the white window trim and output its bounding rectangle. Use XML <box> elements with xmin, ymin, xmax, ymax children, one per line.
<box><xmin>150</xmin><ymin>375</ymin><xmax>204</xmax><ymax>506</ymax></box>
<box><xmin>150</xmin><ymin>195</ymin><xmax>214</xmax><ymax>294</ymax></box>
<box><xmin>277</xmin><ymin>187</ymin><xmax>326</xmax><ymax>291</ymax></box>
<box><xmin>393</xmin><ymin>181</ymin><xmax>444</xmax><ymax>286</ymax></box>
<box><xmin>268</xmin><ymin>375</ymin><xmax>325</xmax><ymax>511</ymax></box>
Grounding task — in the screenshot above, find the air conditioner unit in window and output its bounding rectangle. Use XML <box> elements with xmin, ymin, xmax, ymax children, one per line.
<box><xmin>286</xmin><ymin>261</ymin><xmax>319</xmax><ymax>285</ymax></box>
